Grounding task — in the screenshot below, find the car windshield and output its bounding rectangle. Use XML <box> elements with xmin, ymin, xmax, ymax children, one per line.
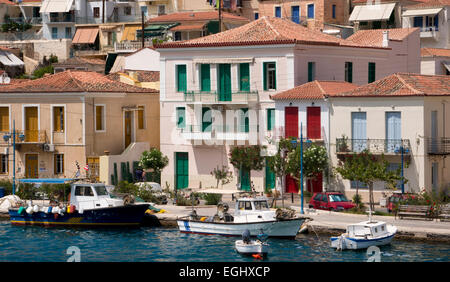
<box><xmin>253</xmin><ymin>201</ymin><xmax>269</xmax><ymax>210</ymax></box>
<box><xmin>94</xmin><ymin>185</ymin><xmax>108</xmax><ymax>196</ymax></box>
<box><xmin>329</xmin><ymin>194</ymin><xmax>348</xmax><ymax>202</ymax></box>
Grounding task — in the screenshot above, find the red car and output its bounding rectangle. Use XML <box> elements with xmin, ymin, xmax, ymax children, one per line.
<box><xmin>386</xmin><ymin>193</ymin><xmax>416</xmax><ymax>213</ymax></box>
<box><xmin>309</xmin><ymin>192</ymin><xmax>356</xmax><ymax>211</ymax></box>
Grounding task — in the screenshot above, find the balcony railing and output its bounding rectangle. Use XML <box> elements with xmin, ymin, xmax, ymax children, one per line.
<box><xmin>48</xmin><ymin>14</ymin><xmax>75</xmax><ymax>23</ymax></box>
<box><xmin>419</xmin><ymin>26</ymin><xmax>439</xmax><ymax>39</ymax></box>
<box><xmin>1</xmin><ymin>130</ymin><xmax>48</xmax><ymax>144</ymax></box>
<box><xmin>180</xmin><ymin>124</ymin><xmax>259</xmax><ymax>142</ymax></box>
<box><xmin>335</xmin><ymin>138</ymin><xmax>411</xmax><ymax>155</ymax></box>
<box><xmin>184</xmin><ymin>90</ymin><xmax>259</xmax><ymax>104</ymax></box>
<box><xmin>272</xmin><ymin>126</ymin><xmax>327</xmax><ymax>142</ymax></box>
<box><xmin>75</xmin><ymin>15</ymin><xmax>142</xmax><ymax>25</ymax></box>
<box><xmin>427</xmin><ymin>137</ymin><xmax>450</xmax><ymax>155</ymax></box>
<box><xmin>114</xmin><ymin>41</ymin><xmax>153</xmax><ymax>52</ymax></box>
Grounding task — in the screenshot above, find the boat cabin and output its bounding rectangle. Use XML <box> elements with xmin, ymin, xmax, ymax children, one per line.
<box><xmin>347</xmin><ymin>221</ymin><xmax>388</xmax><ymax>239</ymax></box>
<box><xmin>70</xmin><ymin>183</ymin><xmax>123</xmax><ymax>212</ymax></box>
<box><xmin>234</xmin><ymin>197</ymin><xmax>276</xmax><ymax>223</ymax></box>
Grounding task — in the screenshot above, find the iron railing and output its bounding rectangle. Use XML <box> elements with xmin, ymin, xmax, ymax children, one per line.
<box><xmin>184</xmin><ymin>90</ymin><xmax>258</xmax><ymax>103</ymax></box>
<box><xmin>427</xmin><ymin>138</ymin><xmax>450</xmax><ymax>155</ymax></box>
<box><xmin>1</xmin><ymin>130</ymin><xmax>48</xmax><ymax>144</ymax></box>
<box><xmin>335</xmin><ymin>138</ymin><xmax>411</xmax><ymax>155</ymax></box>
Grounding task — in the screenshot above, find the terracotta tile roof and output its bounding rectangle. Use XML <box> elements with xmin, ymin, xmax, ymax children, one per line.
<box><xmin>352</xmin><ymin>0</ymin><xmax>428</xmax><ymax>4</ymax></box>
<box><xmin>0</xmin><ymin>0</ymin><xmax>16</xmax><ymax>5</ymax></box>
<box><xmin>271</xmin><ymin>81</ymin><xmax>358</xmax><ymax>100</ymax></box>
<box><xmin>333</xmin><ymin>73</ymin><xmax>450</xmax><ymax>97</ymax></box>
<box><xmin>54</xmin><ymin>57</ymin><xmax>106</xmax><ymax>66</ymax></box>
<box><xmin>107</xmin><ymin>71</ymin><xmax>159</xmax><ymax>83</ymax></box>
<box><xmin>0</xmin><ymin>70</ymin><xmax>158</xmax><ymax>93</ymax></box>
<box><xmin>346</xmin><ymin>28</ymin><xmax>419</xmax><ymax>47</ymax></box>
<box><xmin>156</xmin><ymin>17</ymin><xmax>389</xmax><ymax>49</ymax></box>
<box><xmin>148</xmin><ymin>11</ymin><xmax>249</xmax><ymax>23</ymax></box>
<box><xmin>408</xmin><ymin>0</ymin><xmax>450</xmax><ymax>8</ymax></box>
<box><xmin>421</xmin><ymin>47</ymin><xmax>450</xmax><ymax>57</ymax></box>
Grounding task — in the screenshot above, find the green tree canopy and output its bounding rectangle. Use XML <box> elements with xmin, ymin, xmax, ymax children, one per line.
<box><xmin>139</xmin><ymin>148</ymin><xmax>169</xmax><ymax>174</ymax></box>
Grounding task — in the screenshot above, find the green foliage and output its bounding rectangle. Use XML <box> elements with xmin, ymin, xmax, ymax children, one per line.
<box><xmin>1</xmin><ymin>19</ymin><xmax>32</xmax><ymax>33</ymax></box>
<box><xmin>0</xmin><ymin>180</ymin><xmax>13</xmax><ymax>195</ymax></box>
<box><xmin>139</xmin><ymin>148</ymin><xmax>169</xmax><ymax>174</ymax></box>
<box><xmin>210</xmin><ymin>166</ymin><xmax>233</xmax><ymax>188</ymax></box>
<box><xmin>229</xmin><ymin>145</ymin><xmax>265</xmax><ymax>172</ymax></box>
<box><xmin>335</xmin><ymin>150</ymin><xmax>406</xmax><ymax>211</ymax></box>
<box><xmin>33</xmin><ymin>65</ymin><xmax>54</xmax><ymax>79</ymax></box>
<box><xmin>200</xmin><ymin>193</ymin><xmax>222</xmax><ymax>205</ymax></box>
<box><xmin>113</xmin><ymin>181</ymin><xmax>165</xmax><ymax>204</ymax></box>
<box><xmin>16</xmin><ymin>183</ymin><xmax>35</xmax><ymax>200</ymax></box>
<box><xmin>287</xmin><ymin>143</ymin><xmax>328</xmax><ymax>180</ymax></box>
<box><xmin>37</xmin><ymin>184</ymin><xmax>71</xmax><ymax>202</ymax></box>
<box><xmin>352</xmin><ymin>194</ymin><xmax>365</xmax><ymax>211</ymax></box>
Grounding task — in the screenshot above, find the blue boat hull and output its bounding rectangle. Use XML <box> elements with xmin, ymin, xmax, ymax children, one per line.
<box><xmin>9</xmin><ymin>204</ymin><xmax>149</xmax><ymax>227</ymax></box>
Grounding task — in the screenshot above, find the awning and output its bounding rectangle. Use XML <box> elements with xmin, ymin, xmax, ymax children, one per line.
<box><xmin>442</xmin><ymin>61</ymin><xmax>450</xmax><ymax>72</ymax></box>
<box><xmin>349</xmin><ymin>3</ymin><xmax>396</xmax><ymax>22</ymax></box>
<box><xmin>136</xmin><ymin>23</ymin><xmax>178</xmax><ymax>38</ymax></box>
<box><xmin>170</xmin><ymin>23</ymin><xmax>206</xmax><ymax>32</ymax></box>
<box><xmin>72</xmin><ymin>27</ymin><xmax>99</xmax><ymax>44</ymax></box>
<box><xmin>40</xmin><ymin>0</ymin><xmax>74</xmax><ymax>13</ymax></box>
<box><xmin>0</xmin><ymin>50</ymin><xmax>24</xmax><ymax>66</ymax></box>
<box><xmin>402</xmin><ymin>8</ymin><xmax>443</xmax><ymax>17</ymax></box>
<box><xmin>18</xmin><ymin>178</ymin><xmax>76</xmax><ymax>184</ymax></box>
<box><xmin>121</xmin><ymin>25</ymin><xmax>141</xmax><ymax>41</ymax></box>
<box><xmin>193</xmin><ymin>58</ymin><xmax>254</xmax><ymax>64</ymax></box>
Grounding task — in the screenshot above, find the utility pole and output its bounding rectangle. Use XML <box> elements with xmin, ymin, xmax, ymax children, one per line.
<box><xmin>218</xmin><ymin>0</ymin><xmax>222</xmax><ymax>32</ymax></box>
<box><xmin>141</xmin><ymin>10</ymin><xmax>145</xmax><ymax>48</ymax></box>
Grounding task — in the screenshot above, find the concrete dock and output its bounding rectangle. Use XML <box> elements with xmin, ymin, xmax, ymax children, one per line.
<box><xmin>151</xmin><ymin>195</ymin><xmax>450</xmax><ymax>243</ymax></box>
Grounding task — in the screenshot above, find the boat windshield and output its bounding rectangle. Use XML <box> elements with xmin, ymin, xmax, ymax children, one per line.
<box><xmin>329</xmin><ymin>194</ymin><xmax>349</xmax><ymax>202</ymax></box>
<box><xmin>253</xmin><ymin>201</ymin><xmax>269</xmax><ymax>211</ymax></box>
<box><xmin>94</xmin><ymin>185</ymin><xmax>108</xmax><ymax>196</ymax></box>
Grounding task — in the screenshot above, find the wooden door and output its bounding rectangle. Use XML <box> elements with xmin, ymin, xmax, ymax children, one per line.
<box><xmin>25</xmin><ymin>154</ymin><xmax>38</xmax><ymax>178</ymax></box>
<box><xmin>175</xmin><ymin>152</ymin><xmax>189</xmax><ymax>190</ymax></box>
<box><xmin>25</xmin><ymin>107</ymin><xmax>38</xmax><ymax>142</ymax></box>
<box><xmin>306</xmin><ymin>172</ymin><xmax>323</xmax><ymax>193</ymax></box>
<box><xmin>124</xmin><ymin>111</ymin><xmax>132</xmax><ymax>149</ymax></box>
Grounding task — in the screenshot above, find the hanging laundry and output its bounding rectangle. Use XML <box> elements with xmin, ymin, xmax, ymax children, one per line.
<box><xmin>224</xmin><ymin>0</ymin><xmax>231</xmax><ymax>9</ymax></box>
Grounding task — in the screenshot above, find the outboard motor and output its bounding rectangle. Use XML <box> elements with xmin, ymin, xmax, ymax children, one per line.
<box><xmin>242</xmin><ymin>229</ymin><xmax>251</xmax><ymax>244</ymax></box>
<box><xmin>257</xmin><ymin>229</ymin><xmax>268</xmax><ymax>243</ymax></box>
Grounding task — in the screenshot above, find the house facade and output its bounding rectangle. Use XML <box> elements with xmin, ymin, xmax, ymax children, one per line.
<box><xmin>421</xmin><ymin>47</ymin><xmax>450</xmax><ymax>74</ymax></box>
<box><xmin>0</xmin><ymin>70</ymin><xmax>159</xmax><ymax>182</ymax></box>
<box><xmin>156</xmin><ymin>16</ymin><xmax>420</xmax><ymax>193</ymax></box>
<box><xmin>328</xmin><ymin>73</ymin><xmax>450</xmax><ymax>202</ymax></box>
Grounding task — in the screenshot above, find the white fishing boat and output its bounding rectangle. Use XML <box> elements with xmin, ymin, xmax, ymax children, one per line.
<box><xmin>330</xmin><ymin>211</ymin><xmax>397</xmax><ymax>250</ymax></box>
<box><xmin>177</xmin><ymin>197</ymin><xmax>306</xmax><ymax>239</ymax></box>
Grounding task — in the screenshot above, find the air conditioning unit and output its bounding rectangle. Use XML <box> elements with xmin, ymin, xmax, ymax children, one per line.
<box><xmin>43</xmin><ymin>144</ymin><xmax>55</xmax><ymax>152</ymax></box>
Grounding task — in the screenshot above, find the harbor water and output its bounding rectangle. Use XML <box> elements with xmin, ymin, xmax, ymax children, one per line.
<box><xmin>0</xmin><ymin>221</ymin><xmax>449</xmax><ymax>262</ymax></box>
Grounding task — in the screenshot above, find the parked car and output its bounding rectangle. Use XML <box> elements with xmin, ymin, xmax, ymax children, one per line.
<box><xmin>309</xmin><ymin>192</ymin><xmax>355</xmax><ymax>211</ymax></box>
<box><xmin>136</xmin><ymin>182</ymin><xmax>168</xmax><ymax>205</ymax></box>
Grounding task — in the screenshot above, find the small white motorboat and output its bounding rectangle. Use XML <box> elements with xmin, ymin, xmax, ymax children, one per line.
<box><xmin>235</xmin><ymin>230</ymin><xmax>269</xmax><ymax>257</ymax></box>
<box><xmin>330</xmin><ymin>211</ymin><xmax>397</xmax><ymax>250</ymax></box>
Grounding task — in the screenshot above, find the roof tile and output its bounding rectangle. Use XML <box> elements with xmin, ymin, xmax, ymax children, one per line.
<box><xmin>271</xmin><ymin>81</ymin><xmax>358</xmax><ymax>100</ymax></box>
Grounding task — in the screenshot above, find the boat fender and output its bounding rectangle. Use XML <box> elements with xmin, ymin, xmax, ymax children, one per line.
<box><xmin>52</xmin><ymin>207</ymin><xmax>59</xmax><ymax>214</ymax></box>
<box><xmin>33</xmin><ymin>205</ymin><xmax>39</xmax><ymax>213</ymax></box>
<box><xmin>54</xmin><ymin>213</ymin><xmax>58</xmax><ymax>219</ymax></box>
<box><xmin>59</xmin><ymin>208</ymin><xmax>64</xmax><ymax>215</ymax></box>
<box><xmin>79</xmin><ymin>208</ymin><xmax>83</xmax><ymax>214</ymax></box>
<box><xmin>71</xmin><ymin>205</ymin><xmax>76</xmax><ymax>213</ymax></box>
<box><xmin>47</xmin><ymin>207</ymin><xmax>52</xmax><ymax>214</ymax></box>
<box><xmin>26</xmin><ymin>206</ymin><xmax>33</xmax><ymax>214</ymax></box>
<box><xmin>200</xmin><ymin>217</ymin><xmax>207</xmax><ymax>221</ymax></box>
<box><xmin>252</xmin><ymin>254</ymin><xmax>263</xmax><ymax>260</ymax></box>
<box><xmin>18</xmin><ymin>206</ymin><xmax>25</xmax><ymax>215</ymax></box>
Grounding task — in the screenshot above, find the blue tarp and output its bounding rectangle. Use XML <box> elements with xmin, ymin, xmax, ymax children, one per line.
<box><xmin>18</xmin><ymin>178</ymin><xmax>77</xmax><ymax>184</ymax></box>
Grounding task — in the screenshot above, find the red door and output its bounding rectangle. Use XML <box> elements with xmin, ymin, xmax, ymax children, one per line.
<box><xmin>307</xmin><ymin>106</ymin><xmax>321</xmax><ymax>139</ymax></box>
<box><xmin>285</xmin><ymin>107</ymin><xmax>298</xmax><ymax>138</ymax></box>
<box><xmin>285</xmin><ymin>175</ymin><xmax>298</xmax><ymax>193</ymax></box>
<box><xmin>307</xmin><ymin>172</ymin><xmax>323</xmax><ymax>193</ymax></box>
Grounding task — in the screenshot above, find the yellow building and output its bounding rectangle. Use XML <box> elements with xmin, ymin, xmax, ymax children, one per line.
<box><xmin>0</xmin><ymin>70</ymin><xmax>159</xmax><ymax>182</ymax></box>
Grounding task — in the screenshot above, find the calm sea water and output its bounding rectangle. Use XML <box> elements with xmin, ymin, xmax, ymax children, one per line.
<box><xmin>0</xmin><ymin>221</ymin><xmax>449</xmax><ymax>262</ymax></box>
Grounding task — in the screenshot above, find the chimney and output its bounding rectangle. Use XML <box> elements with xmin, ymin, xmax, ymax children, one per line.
<box><xmin>382</xmin><ymin>30</ymin><xmax>389</xmax><ymax>47</ymax></box>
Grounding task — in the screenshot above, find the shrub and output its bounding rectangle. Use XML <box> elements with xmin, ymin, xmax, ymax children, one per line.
<box><xmin>0</xmin><ymin>180</ymin><xmax>13</xmax><ymax>195</ymax></box>
<box><xmin>33</xmin><ymin>65</ymin><xmax>54</xmax><ymax>79</ymax></box>
<box><xmin>200</xmin><ymin>193</ymin><xmax>222</xmax><ymax>205</ymax></box>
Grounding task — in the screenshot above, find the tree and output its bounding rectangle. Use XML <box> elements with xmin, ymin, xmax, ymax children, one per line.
<box><xmin>286</xmin><ymin>143</ymin><xmax>328</xmax><ymax>191</ymax></box>
<box><xmin>335</xmin><ymin>150</ymin><xmax>406</xmax><ymax>212</ymax></box>
<box><xmin>210</xmin><ymin>165</ymin><xmax>233</xmax><ymax>188</ymax></box>
<box><xmin>139</xmin><ymin>148</ymin><xmax>169</xmax><ymax>174</ymax></box>
<box><xmin>229</xmin><ymin>146</ymin><xmax>265</xmax><ymax>190</ymax></box>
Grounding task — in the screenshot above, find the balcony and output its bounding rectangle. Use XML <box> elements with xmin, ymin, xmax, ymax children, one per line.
<box><xmin>114</xmin><ymin>41</ymin><xmax>153</xmax><ymax>53</ymax></box>
<box><xmin>419</xmin><ymin>26</ymin><xmax>439</xmax><ymax>40</ymax></box>
<box><xmin>427</xmin><ymin>137</ymin><xmax>450</xmax><ymax>155</ymax></box>
<box><xmin>48</xmin><ymin>14</ymin><xmax>75</xmax><ymax>23</ymax></box>
<box><xmin>1</xmin><ymin>130</ymin><xmax>48</xmax><ymax>144</ymax></box>
<box><xmin>272</xmin><ymin>126</ymin><xmax>327</xmax><ymax>142</ymax></box>
<box><xmin>180</xmin><ymin>124</ymin><xmax>259</xmax><ymax>143</ymax></box>
<box><xmin>75</xmin><ymin>16</ymin><xmax>142</xmax><ymax>25</ymax></box>
<box><xmin>335</xmin><ymin>138</ymin><xmax>411</xmax><ymax>155</ymax></box>
<box><xmin>184</xmin><ymin>90</ymin><xmax>259</xmax><ymax>105</ymax></box>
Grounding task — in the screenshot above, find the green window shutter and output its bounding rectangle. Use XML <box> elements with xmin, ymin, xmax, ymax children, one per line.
<box><xmin>202</xmin><ymin>107</ymin><xmax>212</xmax><ymax>132</ymax></box>
<box><xmin>176</xmin><ymin>152</ymin><xmax>189</xmax><ymax>190</ymax></box>
<box><xmin>267</xmin><ymin>108</ymin><xmax>275</xmax><ymax>131</ymax></box>
<box><xmin>176</xmin><ymin>107</ymin><xmax>185</xmax><ymax>129</ymax></box>
<box><xmin>368</xmin><ymin>62</ymin><xmax>376</xmax><ymax>83</ymax></box>
<box><xmin>200</xmin><ymin>64</ymin><xmax>210</xmax><ymax>92</ymax></box>
<box><xmin>345</xmin><ymin>62</ymin><xmax>353</xmax><ymax>83</ymax></box>
<box><xmin>308</xmin><ymin>62</ymin><xmax>315</xmax><ymax>82</ymax></box>
<box><xmin>176</xmin><ymin>64</ymin><xmax>187</xmax><ymax>93</ymax></box>
<box><xmin>265</xmin><ymin>161</ymin><xmax>275</xmax><ymax>190</ymax></box>
<box><xmin>263</xmin><ymin>62</ymin><xmax>268</xmax><ymax>91</ymax></box>
<box><xmin>240</xmin><ymin>168</ymin><xmax>251</xmax><ymax>191</ymax></box>
<box><xmin>240</xmin><ymin>108</ymin><xmax>249</xmax><ymax>133</ymax></box>
<box><xmin>239</xmin><ymin>63</ymin><xmax>250</xmax><ymax>92</ymax></box>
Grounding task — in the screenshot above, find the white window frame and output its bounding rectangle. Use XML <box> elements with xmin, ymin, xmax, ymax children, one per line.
<box><xmin>94</xmin><ymin>104</ymin><xmax>106</xmax><ymax>133</ymax></box>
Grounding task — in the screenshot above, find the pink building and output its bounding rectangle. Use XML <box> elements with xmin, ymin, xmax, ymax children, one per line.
<box><xmin>155</xmin><ymin>16</ymin><xmax>420</xmax><ymax>193</ymax></box>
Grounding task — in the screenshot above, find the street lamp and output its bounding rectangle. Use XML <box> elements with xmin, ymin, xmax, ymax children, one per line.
<box><xmin>2</xmin><ymin>120</ymin><xmax>25</xmax><ymax>195</ymax></box>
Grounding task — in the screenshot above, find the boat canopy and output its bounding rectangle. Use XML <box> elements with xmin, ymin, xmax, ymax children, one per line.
<box><xmin>18</xmin><ymin>178</ymin><xmax>77</xmax><ymax>184</ymax></box>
